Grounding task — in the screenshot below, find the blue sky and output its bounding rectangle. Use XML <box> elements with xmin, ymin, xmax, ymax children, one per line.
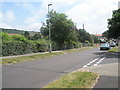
<box><xmin>0</xmin><ymin>0</ymin><xmax>119</xmax><ymax>34</ymax></box>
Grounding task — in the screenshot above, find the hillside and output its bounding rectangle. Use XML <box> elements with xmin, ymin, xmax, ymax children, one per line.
<box><xmin>0</xmin><ymin>28</ymin><xmax>38</xmax><ymax>36</ymax></box>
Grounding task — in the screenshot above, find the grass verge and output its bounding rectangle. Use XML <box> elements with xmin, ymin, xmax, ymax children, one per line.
<box><xmin>1</xmin><ymin>47</ymin><xmax>94</xmax><ymax>65</ymax></box>
<box><xmin>44</xmin><ymin>71</ymin><xmax>98</xmax><ymax>88</ymax></box>
<box><xmin>109</xmin><ymin>46</ymin><xmax>119</xmax><ymax>52</ymax></box>
<box><xmin>1</xmin><ymin>52</ymin><xmax>63</xmax><ymax>65</ymax></box>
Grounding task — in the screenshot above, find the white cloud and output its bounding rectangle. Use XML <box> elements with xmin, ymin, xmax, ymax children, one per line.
<box><xmin>0</xmin><ymin>13</ymin><xmax>3</xmax><ymax>22</ymax></box>
<box><xmin>24</xmin><ymin>17</ymin><xmax>37</xmax><ymax>24</ymax></box>
<box><xmin>65</xmin><ymin>0</ymin><xmax>118</xmax><ymax>34</ymax></box>
<box><xmin>1</xmin><ymin>0</ymin><xmax>119</xmax><ymax>34</ymax></box>
<box><xmin>4</xmin><ymin>11</ymin><xmax>16</xmax><ymax>23</ymax></box>
<box><xmin>0</xmin><ymin>22</ymin><xmax>41</xmax><ymax>32</ymax></box>
<box><xmin>0</xmin><ymin>22</ymin><xmax>15</xmax><ymax>29</ymax></box>
<box><xmin>23</xmin><ymin>23</ymin><xmax>42</xmax><ymax>31</ymax></box>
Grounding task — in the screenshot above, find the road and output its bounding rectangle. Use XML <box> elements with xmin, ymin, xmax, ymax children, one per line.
<box><xmin>2</xmin><ymin>48</ymin><xmax>118</xmax><ymax>88</ymax></box>
<box><xmin>79</xmin><ymin>51</ymin><xmax>119</xmax><ymax>88</ymax></box>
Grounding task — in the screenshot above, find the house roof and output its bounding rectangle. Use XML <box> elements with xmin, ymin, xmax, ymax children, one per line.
<box><xmin>95</xmin><ymin>34</ymin><xmax>102</xmax><ymax>37</ymax></box>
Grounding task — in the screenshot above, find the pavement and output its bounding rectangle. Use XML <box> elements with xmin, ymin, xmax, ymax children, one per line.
<box><xmin>0</xmin><ymin>51</ymin><xmax>62</xmax><ymax>59</ymax></box>
<box><xmin>78</xmin><ymin>52</ymin><xmax>119</xmax><ymax>88</ymax></box>
<box><xmin>2</xmin><ymin>48</ymin><xmax>119</xmax><ymax>89</ymax></box>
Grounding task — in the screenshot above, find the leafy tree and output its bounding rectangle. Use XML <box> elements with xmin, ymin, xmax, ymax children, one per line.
<box><xmin>102</xmin><ymin>30</ymin><xmax>109</xmax><ymax>39</ymax></box>
<box><xmin>29</xmin><ymin>33</ymin><xmax>42</xmax><ymax>40</ymax></box>
<box><xmin>78</xmin><ymin>29</ymin><xmax>92</xmax><ymax>43</ymax></box>
<box><xmin>107</xmin><ymin>9</ymin><xmax>120</xmax><ymax>39</ymax></box>
<box><xmin>41</xmin><ymin>10</ymin><xmax>79</xmax><ymax>49</ymax></box>
<box><xmin>24</xmin><ymin>31</ymin><xmax>30</xmax><ymax>38</ymax></box>
<box><xmin>91</xmin><ymin>35</ymin><xmax>99</xmax><ymax>43</ymax></box>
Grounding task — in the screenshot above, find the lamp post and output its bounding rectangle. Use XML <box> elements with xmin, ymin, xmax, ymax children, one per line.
<box><xmin>48</xmin><ymin>4</ymin><xmax>52</xmax><ymax>53</ymax></box>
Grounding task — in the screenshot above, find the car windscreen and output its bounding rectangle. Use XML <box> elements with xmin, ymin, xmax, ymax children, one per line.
<box><xmin>101</xmin><ymin>44</ymin><xmax>109</xmax><ymax>47</ymax></box>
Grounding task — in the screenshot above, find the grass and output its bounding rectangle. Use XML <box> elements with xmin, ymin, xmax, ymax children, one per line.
<box><xmin>1</xmin><ymin>52</ymin><xmax>64</xmax><ymax>65</ymax></box>
<box><xmin>62</xmin><ymin>47</ymin><xmax>93</xmax><ymax>53</ymax></box>
<box><xmin>1</xmin><ymin>47</ymin><xmax>94</xmax><ymax>65</ymax></box>
<box><xmin>109</xmin><ymin>46</ymin><xmax>119</xmax><ymax>52</ymax></box>
<box><xmin>44</xmin><ymin>71</ymin><xmax>98</xmax><ymax>88</ymax></box>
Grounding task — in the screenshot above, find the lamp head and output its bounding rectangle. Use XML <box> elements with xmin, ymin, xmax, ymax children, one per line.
<box><xmin>48</xmin><ymin>4</ymin><xmax>52</xmax><ymax>6</ymax></box>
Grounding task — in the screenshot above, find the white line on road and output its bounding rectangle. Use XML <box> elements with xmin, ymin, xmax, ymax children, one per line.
<box><xmin>86</xmin><ymin>57</ymin><xmax>99</xmax><ymax>66</ymax></box>
<box><xmin>93</xmin><ymin>57</ymin><xmax>105</xmax><ymax>66</ymax></box>
<box><xmin>83</xmin><ymin>57</ymin><xmax>99</xmax><ymax>68</ymax></box>
<box><xmin>83</xmin><ymin>54</ymin><xmax>105</xmax><ymax>68</ymax></box>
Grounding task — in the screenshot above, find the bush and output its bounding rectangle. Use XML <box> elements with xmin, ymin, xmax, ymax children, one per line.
<box><xmin>74</xmin><ymin>42</ymin><xmax>82</xmax><ymax>48</ymax></box>
<box><xmin>2</xmin><ymin>42</ymin><xmax>35</xmax><ymax>56</ymax></box>
<box><xmin>1</xmin><ymin>32</ymin><xmax>50</xmax><ymax>56</ymax></box>
<box><xmin>52</xmin><ymin>41</ymin><xmax>59</xmax><ymax>51</ymax></box>
<box><xmin>34</xmin><ymin>39</ymin><xmax>49</xmax><ymax>52</ymax></box>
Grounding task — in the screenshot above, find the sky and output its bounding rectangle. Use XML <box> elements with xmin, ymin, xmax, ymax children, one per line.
<box><xmin>0</xmin><ymin>0</ymin><xmax>119</xmax><ymax>34</ymax></box>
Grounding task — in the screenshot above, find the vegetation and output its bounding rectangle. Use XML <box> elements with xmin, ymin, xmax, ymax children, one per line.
<box><xmin>103</xmin><ymin>9</ymin><xmax>120</xmax><ymax>39</ymax></box>
<box><xmin>1</xmin><ymin>28</ymin><xmax>38</xmax><ymax>36</ymax></box>
<box><xmin>1</xmin><ymin>32</ymin><xmax>49</xmax><ymax>56</ymax></box>
<box><xmin>109</xmin><ymin>46</ymin><xmax>119</xmax><ymax>52</ymax></box>
<box><xmin>102</xmin><ymin>30</ymin><xmax>109</xmax><ymax>39</ymax></box>
<box><xmin>1</xmin><ymin>47</ymin><xmax>93</xmax><ymax>65</ymax></box>
<box><xmin>41</xmin><ymin>10</ymin><xmax>99</xmax><ymax>49</ymax></box>
<box><xmin>1</xmin><ymin>52</ymin><xmax>63</xmax><ymax>65</ymax></box>
<box><xmin>44</xmin><ymin>71</ymin><xmax>98</xmax><ymax>88</ymax></box>
<box><xmin>1</xmin><ymin>10</ymin><xmax>99</xmax><ymax>56</ymax></box>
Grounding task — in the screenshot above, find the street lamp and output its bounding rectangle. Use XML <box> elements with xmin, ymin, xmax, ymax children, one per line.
<box><xmin>48</xmin><ymin>4</ymin><xmax>52</xmax><ymax>53</ymax></box>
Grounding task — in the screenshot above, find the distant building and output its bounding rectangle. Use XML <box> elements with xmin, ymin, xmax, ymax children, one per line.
<box><xmin>95</xmin><ymin>34</ymin><xmax>102</xmax><ymax>39</ymax></box>
<box><xmin>95</xmin><ymin>34</ymin><xmax>106</xmax><ymax>43</ymax></box>
<box><xmin>8</xmin><ymin>33</ymin><xmax>20</xmax><ymax>35</ymax></box>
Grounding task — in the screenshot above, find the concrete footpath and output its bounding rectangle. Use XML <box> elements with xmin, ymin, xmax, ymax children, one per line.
<box><xmin>0</xmin><ymin>51</ymin><xmax>62</xmax><ymax>59</ymax></box>
<box><xmin>79</xmin><ymin>63</ymin><xmax>118</xmax><ymax>88</ymax></box>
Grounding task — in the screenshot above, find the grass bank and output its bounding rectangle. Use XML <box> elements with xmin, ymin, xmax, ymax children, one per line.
<box><xmin>1</xmin><ymin>47</ymin><xmax>94</xmax><ymax>65</ymax></box>
<box><xmin>44</xmin><ymin>71</ymin><xmax>98</xmax><ymax>88</ymax></box>
<box><xmin>109</xmin><ymin>46</ymin><xmax>119</xmax><ymax>52</ymax></box>
<box><xmin>1</xmin><ymin>52</ymin><xmax>63</xmax><ymax>65</ymax></box>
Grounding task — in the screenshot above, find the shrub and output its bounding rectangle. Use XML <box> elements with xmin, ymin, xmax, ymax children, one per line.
<box><xmin>1</xmin><ymin>32</ymin><xmax>49</xmax><ymax>56</ymax></box>
<box><xmin>34</xmin><ymin>39</ymin><xmax>49</xmax><ymax>52</ymax></box>
<box><xmin>2</xmin><ymin>42</ymin><xmax>35</xmax><ymax>56</ymax></box>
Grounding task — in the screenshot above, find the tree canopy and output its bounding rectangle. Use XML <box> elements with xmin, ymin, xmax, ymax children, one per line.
<box><xmin>107</xmin><ymin>9</ymin><xmax>120</xmax><ymax>39</ymax></box>
<box><xmin>41</xmin><ymin>10</ymin><xmax>79</xmax><ymax>49</ymax></box>
<box><xmin>40</xmin><ymin>10</ymin><xmax>99</xmax><ymax>49</ymax></box>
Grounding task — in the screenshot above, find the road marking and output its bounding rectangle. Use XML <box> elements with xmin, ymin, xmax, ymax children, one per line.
<box><xmin>93</xmin><ymin>57</ymin><xmax>105</xmax><ymax>66</ymax></box>
<box><xmin>83</xmin><ymin>54</ymin><xmax>105</xmax><ymax>68</ymax></box>
<box><xmin>86</xmin><ymin>57</ymin><xmax>99</xmax><ymax>66</ymax></box>
<box><xmin>83</xmin><ymin>65</ymin><xmax>88</xmax><ymax>68</ymax></box>
<box><xmin>83</xmin><ymin>57</ymin><xmax>99</xmax><ymax>68</ymax></box>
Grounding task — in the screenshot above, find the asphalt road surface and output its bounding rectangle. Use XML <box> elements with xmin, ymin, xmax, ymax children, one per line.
<box><xmin>2</xmin><ymin>48</ymin><xmax>118</xmax><ymax>88</ymax></box>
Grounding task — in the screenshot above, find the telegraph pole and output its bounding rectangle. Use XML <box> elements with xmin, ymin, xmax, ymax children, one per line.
<box><xmin>48</xmin><ymin>4</ymin><xmax>52</xmax><ymax>53</ymax></box>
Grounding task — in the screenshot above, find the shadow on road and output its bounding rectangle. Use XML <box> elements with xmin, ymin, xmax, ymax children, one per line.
<box><xmin>93</xmin><ymin>51</ymin><xmax>106</xmax><ymax>56</ymax></box>
<box><xmin>93</xmin><ymin>51</ymin><xmax>119</xmax><ymax>59</ymax></box>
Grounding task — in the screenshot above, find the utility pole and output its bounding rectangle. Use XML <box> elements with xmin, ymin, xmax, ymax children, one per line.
<box><xmin>48</xmin><ymin>4</ymin><xmax>52</xmax><ymax>53</ymax></box>
<box><xmin>83</xmin><ymin>23</ymin><xmax>84</xmax><ymax>30</ymax></box>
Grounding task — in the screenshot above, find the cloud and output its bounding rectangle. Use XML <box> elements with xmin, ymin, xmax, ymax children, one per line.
<box><xmin>22</xmin><ymin>3</ymin><xmax>36</xmax><ymax>14</ymax></box>
<box><xmin>0</xmin><ymin>13</ymin><xmax>3</xmax><ymax>22</ymax></box>
<box><xmin>65</xmin><ymin>0</ymin><xmax>118</xmax><ymax>34</ymax></box>
<box><xmin>4</xmin><ymin>11</ymin><xmax>16</xmax><ymax>23</ymax></box>
<box><xmin>1</xmin><ymin>0</ymin><xmax>119</xmax><ymax>34</ymax></box>
<box><xmin>0</xmin><ymin>22</ymin><xmax>42</xmax><ymax>32</ymax></box>
<box><xmin>25</xmin><ymin>23</ymin><xmax>42</xmax><ymax>31</ymax></box>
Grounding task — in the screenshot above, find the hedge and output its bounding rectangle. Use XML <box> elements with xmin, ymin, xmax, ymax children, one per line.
<box><xmin>2</xmin><ymin>42</ymin><xmax>34</xmax><ymax>56</ymax></box>
<box><xmin>2</xmin><ymin>41</ymin><xmax>49</xmax><ymax>56</ymax></box>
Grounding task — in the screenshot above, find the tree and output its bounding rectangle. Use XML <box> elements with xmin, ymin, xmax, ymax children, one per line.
<box><xmin>28</xmin><ymin>33</ymin><xmax>42</xmax><ymax>40</ymax></box>
<box><xmin>78</xmin><ymin>29</ymin><xmax>92</xmax><ymax>43</ymax></box>
<box><xmin>41</xmin><ymin>10</ymin><xmax>78</xmax><ymax>49</ymax></box>
<box><xmin>102</xmin><ymin>30</ymin><xmax>109</xmax><ymax>39</ymax></box>
<box><xmin>24</xmin><ymin>31</ymin><xmax>30</xmax><ymax>38</ymax></box>
<box><xmin>107</xmin><ymin>9</ymin><xmax>120</xmax><ymax>39</ymax></box>
<box><xmin>91</xmin><ymin>35</ymin><xmax>99</xmax><ymax>43</ymax></box>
